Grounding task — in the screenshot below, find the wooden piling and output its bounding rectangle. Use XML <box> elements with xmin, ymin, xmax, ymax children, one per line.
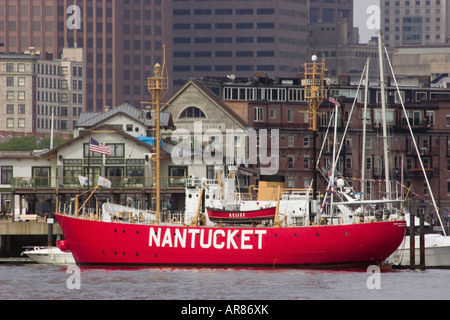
<box><xmin>409</xmin><ymin>213</ymin><xmax>415</xmax><ymax>269</ymax></box>
<box><xmin>419</xmin><ymin>212</ymin><xmax>425</xmax><ymax>269</ymax></box>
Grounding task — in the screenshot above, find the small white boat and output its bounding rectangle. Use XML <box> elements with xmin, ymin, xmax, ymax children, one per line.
<box><xmin>386</xmin><ymin>214</ymin><xmax>450</xmax><ymax>267</ymax></box>
<box><xmin>387</xmin><ymin>234</ymin><xmax>450</xmax><ymax>268</ymax></box>
<box><xmin>21</xmin><ymin>246</ymin><xmax>75</xmax><ymax>265</ymax></box>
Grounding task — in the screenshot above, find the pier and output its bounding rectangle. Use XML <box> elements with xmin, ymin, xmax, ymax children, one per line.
<box><xmin>0</xmin><ymin>218</ymin><xmax>63</xmax><ymax>257</ymax></box>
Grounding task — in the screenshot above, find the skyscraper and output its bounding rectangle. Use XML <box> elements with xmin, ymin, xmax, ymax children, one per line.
<box><xmin>0</xmin><ymin>0</ymin><xmax>166</xmax><ymax>112</ymax></box>
<box><xmin>0</xmin><ymin>1</ymin><xmax>308</xmax><ymax>112</ymax></box>
<box><xmin>165</xmin><ymin>0</ymin><xmax>308</xmax><ymax>89</ymax></box>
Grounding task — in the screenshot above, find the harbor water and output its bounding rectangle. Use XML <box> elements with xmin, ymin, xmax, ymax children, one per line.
<box><xmin>1</xmin><ymin>264</ymin><xmax>449</xmax><ymax>302</ymax></box>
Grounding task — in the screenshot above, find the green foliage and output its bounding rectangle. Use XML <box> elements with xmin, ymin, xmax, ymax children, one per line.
<box><xmin>0</xmin><ymin>136</ymin><xmax>67</xmax><ymax>151</ymax></box>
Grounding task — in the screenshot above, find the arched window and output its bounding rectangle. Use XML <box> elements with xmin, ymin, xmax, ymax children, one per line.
<box><xmin>179</xmin><ymin>106</ymin><xmax>206</xmax><ymax>118</ymax></box>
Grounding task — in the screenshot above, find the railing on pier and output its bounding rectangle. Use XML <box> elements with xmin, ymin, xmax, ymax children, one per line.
<box><xmin>8</xmin><ymin>176</ymin><xmax>190</xmax><ymax>190</ymax></box>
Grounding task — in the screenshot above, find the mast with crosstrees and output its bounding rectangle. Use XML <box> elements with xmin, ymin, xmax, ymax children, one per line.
<box><xmin>144</xmin><ymin>45</ymin><xmax>168</xmax><ymax>224</ymax></box>
<box><xmin>304</xmin><ymin>55</ymin><xmax>327</xmax><ymax>199</ymax></box>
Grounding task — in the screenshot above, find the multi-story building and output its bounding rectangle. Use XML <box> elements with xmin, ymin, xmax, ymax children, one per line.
<box><xmin>164</xmin><ymin>0</ymin><xmax>308</xmax><ymax>90</ymax></box>
<box><xmin>0</xmin><ymin>47</ymin><xmax>85</xmax><ymax>137</ymax></box>
<box><xmin>0</xmin><ymin>52</ymin><xmax>36</xmax><ymax>136</ymax></box>
<box><xmin>309</xmin><ymin>0</ymin><xmax>354</xmax><ymax>44</ymax></box>
<box><xmin>381</xmin><ymin>0</ymin><xmax>450</xmax><ymax>47</ymax></box>
<box><xmin>0</xmin><ymin>1</ymin><xmax>165</xmax><ymax>111</ymax></box>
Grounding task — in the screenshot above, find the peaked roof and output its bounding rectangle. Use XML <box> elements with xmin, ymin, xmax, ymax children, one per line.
<box><xmin>162</xmin><ymin>79</ymin><xmax>248</xmax><ymax>130</ymax></box>
<box><xmin>77</xmin><ymin>103</ymin><xmax>175</xmax><ymax>130</ymax></box>
<box><xmin>42</xmin><ymin>124</ymin><xmax>172</xmax><ymax>159</ymax></box>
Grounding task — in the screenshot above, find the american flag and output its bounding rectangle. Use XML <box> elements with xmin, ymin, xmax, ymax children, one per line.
<box><xmin>89</xmin><ymin>137</ymin><xmax>112</xmax><ymax>156</ymax></box>
<box><xmin>329</xmin><ymin>97</ymin><xmax>340</xmax><ymax>107</ymax></box>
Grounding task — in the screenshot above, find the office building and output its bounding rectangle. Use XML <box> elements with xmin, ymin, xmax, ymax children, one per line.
<box><xmin>165</xmin><ymin>0</ymin><xmax>308</xmax><ymax>89</ymax></box>
<box><xmin>0</xmin><ymin>47</ymin><xmax>85</xmax><ymax>137</ymax></box>
<box><xmin>381</xmin><ymin>0</ymin><xmax>450</xmax><ymax>47</ymax></box>
<box><xmin>0</xmin><ymin>0</ymin><xmax>166</xmax><ymax>112</ymax></box>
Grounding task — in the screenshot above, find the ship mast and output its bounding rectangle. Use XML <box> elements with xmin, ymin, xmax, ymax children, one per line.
<box><xmin>304</xmin><ymin>55</ymin><xmax>327</xmax><ymax>199</ymax></box>
<box><xmin>378</xmin><ymin>34</ymin><xmax>391</xmax><ymax>201</ymax></box>
<box><xmin>146</xmin><ymin>45</ymin><xmax>168</xmax><ymax>224</ymax></box>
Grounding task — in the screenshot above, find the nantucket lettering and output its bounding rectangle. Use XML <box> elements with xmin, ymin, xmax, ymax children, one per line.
<box><xmin>149</xmin><ymin>227</ymin><xmax>267</xmax><ymax>250</ymax></box>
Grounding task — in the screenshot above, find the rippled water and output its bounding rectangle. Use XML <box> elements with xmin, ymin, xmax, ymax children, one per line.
<box><xmin>1</xmin><ymin>264</ymin><xmax>449</xmax><ymax>301</ymax></box>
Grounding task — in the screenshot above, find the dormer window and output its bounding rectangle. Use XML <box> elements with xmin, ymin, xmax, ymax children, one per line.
<box><xmin>179</xmin><ymin>106</ymin><xmax>206</xmax><ymax>118</ymax></box>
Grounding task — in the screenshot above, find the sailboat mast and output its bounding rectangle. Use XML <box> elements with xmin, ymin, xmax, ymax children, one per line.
<box><xmin>378</xmin><ymin>33</ymin><xmax>391</xmax><ymax>200</ymax></box>
<box><xmin>361</xmin><ymin>58</ymin><xmax>370</xmax><ymax>201</ymax></box>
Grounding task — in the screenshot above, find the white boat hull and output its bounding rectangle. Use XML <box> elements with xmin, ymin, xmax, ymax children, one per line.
<box><xmin>387</xmin><ymin>234</ymin><xmax>450</xmax><ymax>267</ymax></box>
<box><xmin>22</xmin><ymin>247</ymin><xmax>75</xmax><ymax>265</ymax></box>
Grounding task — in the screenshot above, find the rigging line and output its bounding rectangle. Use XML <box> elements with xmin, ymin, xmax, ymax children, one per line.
<box><xmin>384</xmin><ymin>45</ymin><xmax>447</xmax><ymax>237</ymax></box>
<box><xmin>315</xmin><ymin>112</ymin><xmax>335</xmax><ymax>171</ymax></box>
<box><xmin>333</xmin><ymin>61</ymin><xmax>367</xmax><ymax>165</ymax></box>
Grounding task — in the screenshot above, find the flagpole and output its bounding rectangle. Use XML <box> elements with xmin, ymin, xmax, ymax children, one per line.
<box><xmin>88</xmin><ymin>135</ymin><xmax>91</xmax><ymax>190</ymax></box>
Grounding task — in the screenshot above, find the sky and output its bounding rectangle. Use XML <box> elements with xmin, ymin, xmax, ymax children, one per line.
<box><xmin>354</xmin><ymin>0</ymin><xmax>381</xmax><ymax>43</ymax></box>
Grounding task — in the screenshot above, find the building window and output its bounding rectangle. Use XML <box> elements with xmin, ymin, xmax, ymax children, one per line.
<box><xmin>61</xmin><ymin>93</ymin><xmax>69</xmax><ymax>103</ymax></box>
<box><xmin>424</xmin><ymin>182</ymin><xmax>429</xmax><ymax>196</ymax></box>
<box><xmin>169</xmin><ymin>166</ymin><xmax>188</xmax><ymax>179</ymax></box>
<box><xmin>287</xmin><ymin>177</ymin><xmax>294</xmax><ymax>188</ymax></box>
<box><xmin>18</xmin><ymin>104</ymin><xmax>25</xmax><ymax>114</ymax></box>
<box><xmin>303</xmin><ymin>137</ymin><xmax>309</xmax><ymax>147</ymax></box>
<box><xmin>33</xmin><ymin>167</ymin><xmax>51</xmax><ymax>187</ymax></box>
<box><xmin>254</xmin><ymin>107</ymin><xmax>264</xmax><ymax>122</ymax></box>
<box><xmin>304</xmin><ymin>156</ymin><xmax>310</xmax><ymax>169</ymax></box>
<box><xmin>6</xmin><ymin>91</ymin><xmax>14</xmax><ymax>100</ymax></box>
<box><xmin>288</xmin><ymin>155</ymin><xmax>294</xmax><ymax>169</ymax></box>
<box><xmin>107</xmin><ymin>144</ymin><xmax>125</xmax><ymax>158</ymax></box>
<box><xmin>346</xmin><ymin>157</ymin><xmax>352</xmax><ymax>169</ymax></box>
<box><xmin>6</xmin><ymin>77</ymin><xmax>14</xmax><ymax>86</ymax></box>
<box><xmin>270</xmin><ymin>108</ymin><xmax>276</xmax><ymax>118</ymax></box>
<box><xmin>18</xmin><ymin>118</ymin><xmax>25</xmax><ymax>128</ymax></box>
<box><xmin>288</xmin><ymin>136</ymin><xmax>294</xmax><ymax>148</ymax></box>
<box><xmin>18</xmin><ymin>77</ymin><xmax>25</xmax><ymax>87</ymax></box>
<box><xmin>63</xmin><ymin>164</ymin><xmax>83</xmax><ymax>185</ymax></box>
<box><xmin>1</xmin><ymin>166</ymin><xmax>13</xmax><ymax>184</ymax></box>
<box><xmin>6</xmin><ymin>119</ymin><xmax>14</xmax><ymax>128</ymax></box>
<box><xmin>179</xmin><ymin>106</ymin><xmax>206</xmax><ymax>119</ymax></box>
<box><xmin>366</xmin><ymin>157</ymin><xmax>372</xmax><ymax>170</ymax></box>
<box><xmin>287</xmin><ymin>109</ymin><xmax>293</xmax><ymax>122</ymax></box>
<box><xmin>6</xmin><ymin>104</ymin><xmax>14</xmax><ymax>114</ymax></box>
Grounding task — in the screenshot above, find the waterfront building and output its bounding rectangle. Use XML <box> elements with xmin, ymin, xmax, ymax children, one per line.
<box><xmin>190</xmin><ymin>74</ymin><xmax>450</xmax><ymax>224</ymax></box>
<box><xmin>2</xmin><ymin>74</ymin><xmax>450</xmax><ymax>226</ymax></box>
<box><xmin>0</xmin><ymin>47</ymin><xmax>85</xmax><ymax>137</ymax></box>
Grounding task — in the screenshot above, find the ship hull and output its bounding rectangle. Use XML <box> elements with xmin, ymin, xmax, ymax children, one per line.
<box><xmin>56</xmin><ymin>214</ymin><xmax>406</xmax><ymax>268</ymax></box>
